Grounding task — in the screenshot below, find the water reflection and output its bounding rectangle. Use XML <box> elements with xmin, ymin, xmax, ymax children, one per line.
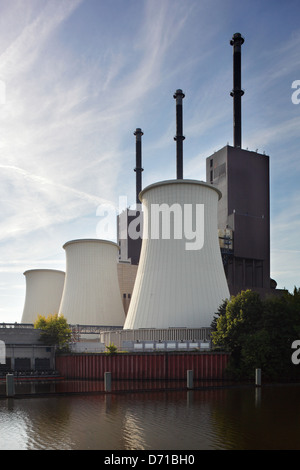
<box><xmin>0</xmin><ymin>378</ymin><xmax>229</xmax><ymax>397</ymax></box>
<box><xmin>0</xmin><ymin>383</ymin><xmax>300</xmax><ymax>450</ymax></box>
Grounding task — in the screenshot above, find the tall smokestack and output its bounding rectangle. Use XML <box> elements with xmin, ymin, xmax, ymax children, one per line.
<box><xmin>134</xmin><ymin>128</ymin><xmax>144</xmax><ymax>205</ymax></box>
<box><xmin>173</xmin><ymin>89</ymin><xmax>185</xmax><ymax>179</ymax></box>
<box><xmin>230</xmin><ymin>33</ymin><xmax>244</xmax><ymax>148</ymax></box>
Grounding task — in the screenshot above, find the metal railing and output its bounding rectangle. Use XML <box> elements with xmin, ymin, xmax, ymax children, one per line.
<box><xmin>0</xmin><ymin>323</ymin><xmax>122</xmax><ymax>334</ymax></box>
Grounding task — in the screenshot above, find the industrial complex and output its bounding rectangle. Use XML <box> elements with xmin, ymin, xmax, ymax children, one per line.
<box><xmin>0</xmin><ymin>33</ymin><xmax>284</xmax><ymax>375</ymax></box>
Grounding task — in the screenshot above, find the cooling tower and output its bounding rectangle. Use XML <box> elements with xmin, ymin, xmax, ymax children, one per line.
<box><xmin>58</xmin><ymin>239</ymin><xmax>125</xmax><ymax>326</ymax></box>
<box><xmin>21</xmin><ymin>269</ymin><xmax>65</xmax><ymax>324</ymax></box>
<box><xmin>123</xmin><ymin>179</ymin><xmax>230</xmax><ymax>329</ymax></box>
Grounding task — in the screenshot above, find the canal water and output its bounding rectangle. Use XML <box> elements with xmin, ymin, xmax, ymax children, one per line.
<box><xmin>0</xmin><ymin>381</ymin><xmax>299</xmax><ymax>450</ymax></box>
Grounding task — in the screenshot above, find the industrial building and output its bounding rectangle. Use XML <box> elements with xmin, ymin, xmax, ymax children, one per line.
<box><xmin>205</xmin><ymin>33</ymin><xmax>276</xmax><ymax>297</ymax></box>
<box><xmin>0</xmin><ymin>326</ymin><xmax>55</xmax><ymax>377</ymax></box>
<box><xmin>101</xmin><ymin>85</ymin><xmax>230</xmax><ymax>347</ymax></box>
<box><xmin>118</xmin><ymin>32</ymin><xmax>281</xmax><ymax>300</ymax></box>
<box><xmin>206</xmin><ymin>144</ymin><xmax>272</xmax><ymax>296</ymax></box>
<box><xmin>100</xmin><ymin>32</ymin><xmax>283</xmax><ymax>349</ymax></box>
<box><xmin>1</xmin><ymin>32</ymin><xmax>283</xmax><ymax>365</ymax></box>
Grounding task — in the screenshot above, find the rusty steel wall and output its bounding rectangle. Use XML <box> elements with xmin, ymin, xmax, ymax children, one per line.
<box><xmin>56</xmin><ymin>353</ymin><xmax>229</xmax><ymax>380</ymax></box>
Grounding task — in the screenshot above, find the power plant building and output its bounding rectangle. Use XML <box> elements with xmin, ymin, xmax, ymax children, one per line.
<box><xmin>205</xmin><ymin>33</ymin><xmax>278</xmax><ymax>297</ymax></box>
<box><xmin>206</xmin><ymin>145</ymin><xmax>272</xmax><ymax>296</ymax></box>
<box><xmin>15</xmin><ymin>32</ymin><xmax>282</xmax><ymax>356</ymax></box>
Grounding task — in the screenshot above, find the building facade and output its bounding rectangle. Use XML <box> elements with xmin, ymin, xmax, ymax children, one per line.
<box><xmin>0</xmin><ymin>327</ymin><xmax>55</xmax><ymax>374</ymax></box>
<box><xmin>206</xmin><ymin>145</ymin><xmax>277</xmax><ymax>297</ymax></box>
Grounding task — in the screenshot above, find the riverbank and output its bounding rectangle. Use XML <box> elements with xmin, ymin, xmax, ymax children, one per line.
<box><xmin>2</xmin><ymin>376</ymin><xmax>299</xmax><ymax>400</ymax></box>
<box><xmin>0</xmin><ymin>378</ymin><xmax>247</xmax><ymax>399</ymax></box>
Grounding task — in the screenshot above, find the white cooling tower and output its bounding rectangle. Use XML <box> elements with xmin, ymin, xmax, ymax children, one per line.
<box><xmin>123</xmin><ymin>179</ymin><xmax>230</xmax><ymax>329</ymax></box>
<box><xmin>21</xmin><ymin>269</ymin><xmax>65</xmax><ymax>324</ymax></box>
<box><xmin>58</xmin><ymin>239</ymin><xmax>125</xmax><ymax>326</ymax></box>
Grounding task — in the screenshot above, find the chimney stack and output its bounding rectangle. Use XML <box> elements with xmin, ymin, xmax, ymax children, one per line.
<box><xmin>134</xmin><ymin>128</ymin><xmax>144</xmax><ymax>205</ymax></box>
<box><xmin>173</xmin><ymin>89</ymin><xmax>185</xmax><ymax>179</ymax></box>
<box><xmin>230</xmin><ymin>33</ymin><xmax>244</xmax><ymax>148</ymax></box>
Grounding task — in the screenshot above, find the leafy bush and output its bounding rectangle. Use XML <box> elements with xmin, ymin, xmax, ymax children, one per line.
<box><xmin>105</xmin><ymin>343</ymin><xmax>118</xmax><ymax>354</ymax></box>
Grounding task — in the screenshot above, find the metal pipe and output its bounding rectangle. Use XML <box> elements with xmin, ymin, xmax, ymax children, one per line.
<box><xmin>230</xmin><ymin>33</ymin><xmax>244</xmax><ymax>148</ymax></box>
<box><xmin>173</xmin><ymin>89</ymin><xmax>185</xmax><ymax>179</ymax></box>
<box><xmin>134</xmin><ymin>128</ymin><xmax>144</xmax><ymax>204</ymax></box>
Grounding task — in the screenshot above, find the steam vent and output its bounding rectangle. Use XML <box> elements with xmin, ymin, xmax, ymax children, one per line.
<box><xmin>58</xmin><ymin>239</ymin><xmax>125</xmax><ymax>326</ymax></box>
<box><xmin>123</xmin><ymin>179</ymin><xmax>230</xmax><ymax>330</ymax></box>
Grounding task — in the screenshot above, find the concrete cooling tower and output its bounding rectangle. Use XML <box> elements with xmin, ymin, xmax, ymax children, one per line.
<box><xmin>58</xmin><ymin>239</ymin><xmax>125</xmax><ymax>326</ymax></box>
<box><xmin>123</xmin><ymin>179</ymin><xmax>230</xmax><ymax>330</ymax></box>
<box><xmin>21</xmin><ymin>269</ymin><xmax>65</xmax><ymax>324</ymax></box>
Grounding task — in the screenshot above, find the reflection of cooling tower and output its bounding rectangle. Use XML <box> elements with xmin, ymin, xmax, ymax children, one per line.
<box><xmin>21</xmin><ymin>269</ymin><xmax>65</xmax><ymax>324</ymax></box>
<box><xmin>58</xmin><ymin>239</ymin><xmax>125</xmax><ymax>326</ymax></box>
<box><xmin>123</xmin><ymin>179</ymin><xmax>230</xmax><ymax>329</ymax></box>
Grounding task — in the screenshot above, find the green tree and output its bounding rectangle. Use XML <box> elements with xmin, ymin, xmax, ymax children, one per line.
<box><xmin>261</xmin><ymin>287</ymin><xmax>300</xmax><ymax>379</ymax></box>
<box><xmin>211</xmin><ymin>289</ymin><xmax>300</xmax><ymax>381</ymax></box>
<box><xmin>34</xmin><ymin>313</ymin><xmax>72</xmax><ymax>351</ymax></box>
<box><xmin>211</xmin><ymin>290</ymin><xmax>263</xmax><ymax>372</ymax></box>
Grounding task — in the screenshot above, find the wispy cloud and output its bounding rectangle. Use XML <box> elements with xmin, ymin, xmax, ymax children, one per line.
<box><xmin>0</xmin><ymin>0</ymin><xmax>196</xmax><ymax>265</ymax></box>
<box><xmin>0</xmin><ymin>0</ymin><xmax>83</xmax><ymax>76</ymax></box>
<box><xmin>0</xmin><ymin>164</ymin><xmax>114</xmax><ymax>241</ymax></box>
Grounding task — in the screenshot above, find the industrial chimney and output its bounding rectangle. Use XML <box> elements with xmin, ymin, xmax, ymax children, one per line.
<box><xmin>134</xmin><ymin>128</ymin><xmax>144</xmax><ymax>205</ymax></box>
<box><xmin>173</xmin><ymin>89</ymin><xmax>185</xmax><ymax>179</ymax></box>
<box><xmin>21</xmin><ymin>269</ymin><xmax>65</xmax><ymax>324</ymax></box>
<box><xmin>230</xmin><ymin>33</ymin><xmax>244</xmax><ymax>148</ymax></box>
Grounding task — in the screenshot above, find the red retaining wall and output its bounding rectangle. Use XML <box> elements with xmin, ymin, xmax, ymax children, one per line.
<box><xmin>56</xmin><ymin>352</ymin><xmax>229</xmax><ymax>380</ymax></box>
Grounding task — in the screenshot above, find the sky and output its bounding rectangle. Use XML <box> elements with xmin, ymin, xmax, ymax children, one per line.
<box><xmin>0</xmin><ymin>0</ymin><xmax>300</xmax><ymax>323</ymax></box>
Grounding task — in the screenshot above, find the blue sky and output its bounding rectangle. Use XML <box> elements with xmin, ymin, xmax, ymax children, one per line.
<box><xmin>0</xmin><ymin>0</ymin><xmax>300</xmax><ymax>323</ymax></box>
